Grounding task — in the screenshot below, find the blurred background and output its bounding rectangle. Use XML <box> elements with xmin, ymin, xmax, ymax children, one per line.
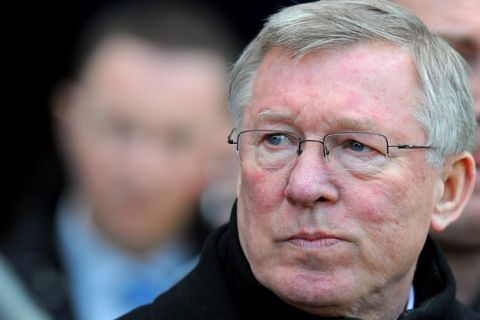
<box><xmin>3</xmin><ymin>0</ymin><xmax>303</xmax><ymax>236</ymax></box>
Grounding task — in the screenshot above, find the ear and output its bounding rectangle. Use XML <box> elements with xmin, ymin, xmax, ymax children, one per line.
<box><xmin>50</xmin><ymin>81</ymin><xmax>80</xmax><ymax>156</ymax></box>
<box><xmin>51</xmin><ymin>81</ymin><xmax>77</xmax><ymax>127</ymax></box>
<box><xmin>431</xmin><ymin>152</ymin><xmax>476</xmax><ymax>232</ymax></box>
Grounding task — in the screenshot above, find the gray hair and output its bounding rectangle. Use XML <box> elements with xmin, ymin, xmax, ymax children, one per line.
<box><xmin>228</xmin><ymin>0</ymin><xmax>476</xmax><ymax>165</ymax></box>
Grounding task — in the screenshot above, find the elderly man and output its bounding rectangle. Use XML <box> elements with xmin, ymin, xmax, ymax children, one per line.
<box><xmin>121</xmin><ymin>0</ymin><xmax>478</xmax><ymax>319</ymax></box>
<box><xmin>395</xmin><ymin>0</ymin><xmax>480</xmax><ymax>310</ymax></box>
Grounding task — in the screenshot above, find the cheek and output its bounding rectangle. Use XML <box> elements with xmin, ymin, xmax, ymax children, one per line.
<box><xmin>240</xmin><ymin>167</ymin><xmax>287</xmax><ymax>215</ymax></box>
<box><xmin>237</xmin><ymin>167</ymin><xmax>289</xmax><ymax>277</ymax></box>
<box><xmin>346</xmin><ymin>187</ymin><xmax>390</xmax><ymax>225</ymax></box>
<box><xmin>73</xmin><ymin>143</ymin><xmax>119</xmax><ymax>191</ymax></box>
<box><xmin>348</xmin><ymin>167</ymin><xmax>431</xmax><ymax>226</ymax></box>
<box><xmin>170</xmin><ymin>163</ymin><xmax>206</xmax><ymax>199</ymax></box>
<box><xmin>346</xmin><ymin>172</ymin><xmax>433</xmax><ymax>271</ymax></box>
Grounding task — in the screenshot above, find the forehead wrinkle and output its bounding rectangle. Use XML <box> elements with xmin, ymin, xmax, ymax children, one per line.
<box><xmin>252</xmin><ymin>108</ymin><xmax>381</xmax><ymax>135</ymax></box>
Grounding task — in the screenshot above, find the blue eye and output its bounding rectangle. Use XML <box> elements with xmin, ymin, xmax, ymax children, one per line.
<box><xmin>266</xmin><ymin>134</ymin><xmax>289</xmax><ymax>146</ymax></box>
<box><xmin>349</xmin><ymin>141</ymin><xmax>365</xmax><ymax>152</ymax></box>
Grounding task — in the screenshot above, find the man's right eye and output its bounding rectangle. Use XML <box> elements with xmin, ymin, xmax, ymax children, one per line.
<box><xmin>265</xmin><ymin>133</ymin><xmax>291</xmax><ymax>146</ymax></box>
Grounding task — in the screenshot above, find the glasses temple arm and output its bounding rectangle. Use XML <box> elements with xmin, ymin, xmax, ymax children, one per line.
<box><xmin>388</xmin><ymin>144</ymin><xmax>433</xmax><ymax>149</ymax></box>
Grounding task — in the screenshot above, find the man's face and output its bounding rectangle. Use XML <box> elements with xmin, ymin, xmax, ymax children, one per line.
<box><xmin>396</xmin><ymin>0</ymin><xmax>480</xmax><ymax>247</ymax></box>
<box><xmin>237</xmin><ymin>44</ymin><xmax>443</xmax><ymax>316</ymax></box>
<box><xmin>58</xmin><ymin>37</ymin><xmax>226</xmax><ymax>253</ymax></box>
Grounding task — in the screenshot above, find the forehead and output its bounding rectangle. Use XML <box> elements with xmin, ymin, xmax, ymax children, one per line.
<box><xmin>79</xmin><ymin>36</ymin><xmax>226</xmax><ymax>118</ymax></box>
<box><xmin>246</xmin><ymin>43</ymin><xmax>422</xmax><ymax>138</ymax></box>
<box><xmin>74</xmin><ymin>37</ymin><xmax>226</xmax><ymax>128</ymax></box>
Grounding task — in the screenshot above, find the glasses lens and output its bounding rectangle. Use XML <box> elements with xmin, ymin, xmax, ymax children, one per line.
<box><xmin>324</xmin><ymin>132</ymin><xmax>388</xmax><ymax>174</ymax></box>
<box><xmin>238</xmin><ymin>130</ymin><xmax>299</xmax><ymax>169</ymax></box>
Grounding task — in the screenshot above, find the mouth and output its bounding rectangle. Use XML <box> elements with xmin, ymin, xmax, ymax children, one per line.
<box><xmin>287</xmin><ymin>232</ymin><xmax>344</xmax><ymax>249</ymax></box>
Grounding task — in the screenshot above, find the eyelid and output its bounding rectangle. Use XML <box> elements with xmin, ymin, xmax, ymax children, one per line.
<box><xmin>328</xmin><ymin>133</ymin><xmax>387</xmax><ymax>154</ymax></box>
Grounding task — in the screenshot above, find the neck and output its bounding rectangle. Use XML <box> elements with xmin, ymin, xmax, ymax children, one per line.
<box><xmin>353</xmin><ymin>275</ymin><xmax>413</xmax><ymax>320</ymax></box>
<box><xmin>441</xmin><ymin>246</ymin><xmax>480</xmax><ymax>305</ymax></box>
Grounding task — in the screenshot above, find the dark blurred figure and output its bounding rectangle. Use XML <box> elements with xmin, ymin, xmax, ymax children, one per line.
<box><xmin>396</xmin><ymin>0</ymin><xmax>480</xmax><ymax>310</ymax></box>
<box><xmin>1</xmin><ymin>1</ymin><xmax>238</xmax><ymax>319</ymax></box>
<box><xmin>0</xmin><ymin>254</ymin><xmax>52</xmax><ymax>320</ymax></box>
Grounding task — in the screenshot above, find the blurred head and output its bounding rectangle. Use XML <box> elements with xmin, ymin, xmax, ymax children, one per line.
<box><xmin>227</xmin><ymin>0</ymin><xmax>476</xmax><ymax>318</ymax></box>
<box><xmin>54</xmin><ymin>1</ymin><xmax>236</xmax><ymax>253</ymax></box>
<box><xmin>395</xmin><ymin>0</ymin><xmax>480</xmax><ymax>249</ymax></box>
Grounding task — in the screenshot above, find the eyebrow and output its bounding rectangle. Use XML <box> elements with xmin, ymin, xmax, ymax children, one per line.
<box><xmin>256</xmin><ymin>109</ymin><xmax>377</xmax><ymax>132</ymax></box>
<box><xmin>257</xmin><ymin>109</ymin><xmax>298</xmax><ymax>123</ymax></box>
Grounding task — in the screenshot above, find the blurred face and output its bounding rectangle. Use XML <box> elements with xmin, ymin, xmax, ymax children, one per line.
<box><xmin>396</xmin><ymin>0</ymin><xmax>480</xmax><ymax>247</ymax></box>
<box><xmin>58</xmin><ymin>37</ymin><xmax>226</xmax><ymax>253</ymax></box>
<box><xmin>237</xmin><ymin>44</ymin><xmax>444</xmax><ymax>318</ymax></box>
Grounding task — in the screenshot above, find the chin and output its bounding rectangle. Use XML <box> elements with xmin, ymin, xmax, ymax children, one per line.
<box><xmin>258</xmin><ymin>265</ymin><xmax>357</xmax><ymax>312</ymax></box>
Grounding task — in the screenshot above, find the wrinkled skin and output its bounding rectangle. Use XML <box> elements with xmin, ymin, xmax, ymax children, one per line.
<box><xmin>236</xmin><ymin>44</ymin><xmax>463</xmax><ymax>319</ymax></box>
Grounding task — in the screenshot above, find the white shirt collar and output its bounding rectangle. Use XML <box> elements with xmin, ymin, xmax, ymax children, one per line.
<box><xmin>406</xmin><ymin>285</ymin><xmax>415</xmax><ymax>310</ymax></box>
<box><xmin>56</xmin><ymin>192</ymin><xmax>199</xmax><ymax>320</ymax></box>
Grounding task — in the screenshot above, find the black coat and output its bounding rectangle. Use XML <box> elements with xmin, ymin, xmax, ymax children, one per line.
<box><xmin>120</xmin><ymin>203</ymin><xmax>480</xmax><ymax>320</ymax></box>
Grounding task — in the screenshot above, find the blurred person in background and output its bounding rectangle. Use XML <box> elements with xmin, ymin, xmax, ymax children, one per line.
<box><xmin>396</xmin><ymin>0</ymin><xmax>480</xmax><ymax>310</ymax></box>
<box><xmin>0</xmin><ymin>254</ymin><xmax>52</xmax><ymax>320</ymax></box>
<box><xmin>0</xmin><ymin>1</ymin><xmax>238</xmax><ymax>319</ymax></box>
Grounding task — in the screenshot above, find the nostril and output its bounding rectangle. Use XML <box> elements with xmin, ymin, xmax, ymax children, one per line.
<box><xmin>317</xmin><ymin>196</ymin><xmax>329</xmax><ymax>202</ymax></box>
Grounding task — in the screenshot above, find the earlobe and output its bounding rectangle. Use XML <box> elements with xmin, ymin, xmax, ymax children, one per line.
<box><xmin>431</xmin><ymin>152</ymin><xmax>476</xmax><ymax>232</ymax></box>
<box><xmin>50</xmin><ymin>81</ymin><xmax>79</xmax><ymax>158</ymax></box>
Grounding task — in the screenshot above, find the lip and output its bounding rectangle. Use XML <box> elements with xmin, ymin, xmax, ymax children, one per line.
<box><xmin>287</xmin><ymin>232</ymin><xmax>344</xmax><ymax>249</ymax></box>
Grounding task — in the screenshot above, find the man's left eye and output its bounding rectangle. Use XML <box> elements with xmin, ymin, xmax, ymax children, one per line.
<box><xmin>348</xmin><ymin>140</ymin><xmax>367</xmax><ymax>152</ymax></box>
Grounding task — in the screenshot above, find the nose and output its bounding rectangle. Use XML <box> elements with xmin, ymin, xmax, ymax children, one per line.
<box><xmin>123</xmin><ymin>137</ymin><xmax>172</xmax><ymax>188</ymax></box>
<box><xmin>284</xmin><ymin>143</ymin><xmax>339</xmax><ymax>207</ymax></box>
